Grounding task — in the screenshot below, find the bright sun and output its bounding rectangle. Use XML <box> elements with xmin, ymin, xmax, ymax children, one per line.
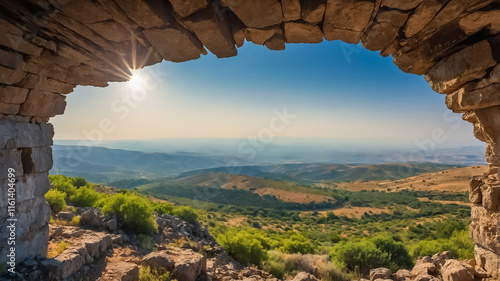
<box><xmin>128</xmin><ymin>70</ymin><xmax>144</xmax><ymax>89</ymax></box>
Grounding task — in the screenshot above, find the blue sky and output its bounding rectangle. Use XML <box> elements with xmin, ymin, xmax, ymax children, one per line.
<box><xmin>52</xmin><ymin>40</ymin><xmax>481</xmax><ymax>148</ymax></box>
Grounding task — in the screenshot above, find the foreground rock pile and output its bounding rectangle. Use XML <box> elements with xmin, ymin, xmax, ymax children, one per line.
<box><xmin>361</xmin><ymin>251</ymin><xmax>493</xmax><ymax>281</ymax></box>
<box><xmin>7</xmin><ymin>207</ymin><xmax>286</xmax><ymax>280</ymax></box>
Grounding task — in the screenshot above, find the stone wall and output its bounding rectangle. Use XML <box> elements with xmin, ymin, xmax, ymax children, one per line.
<box><xmin>0</xmin><ymin>121</ymin><xmax>53</xmax><ymax>264</ymax></box>
<box><xmin>0</xmin><ymin>0</ymin><xmax>499</xmax><ymax>278</ymax></box>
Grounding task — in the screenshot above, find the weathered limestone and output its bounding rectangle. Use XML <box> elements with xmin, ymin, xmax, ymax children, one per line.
<box><xmin>323</xmin><ymin>0</ymin><xmax>374</xmax><ymax>44</ymax></box>
<box><xmin>143</xmin><ymin>26</ymin><xmax>207</xmax><ymax>62</ymax></box>
<box><xmin>0</xmin><ymin>0</ymin><xmax>499</xmax><ymax>278</ymax></box>
<box><xmin>0</xmin><ymin>120</ymin><xmax>53</xmax><ymax>265</ymax></box>
<box><xmin>142</xmin><ymin>247</ymin><xmax>206</xmax><ymax>281</ymax></box>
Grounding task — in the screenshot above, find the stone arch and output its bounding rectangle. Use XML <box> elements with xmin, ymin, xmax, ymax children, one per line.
<box><xmin>0</xmin><ymin>0</ymin><xmax>499</xmax><ymax>277</ymax></box>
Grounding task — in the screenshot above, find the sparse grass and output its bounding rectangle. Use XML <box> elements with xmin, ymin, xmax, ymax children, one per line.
<box><xmin>139</xmin><ymin>266</ymin><xmax>176</xmax><ymax>281</ymax></box>
<box><xmin>71</xmin><ymin>216</ymin><xmax>80</xmax><ymax>226</ymax></box>
<box><xmin>47</xmin><ymin>241</ymin><xmax>68</xmax><ymax>258</ymax></box>
<box><xmin>138</xmin><ymin>234</ymin><xmax>154</xmax><ymax>250</ymax></box>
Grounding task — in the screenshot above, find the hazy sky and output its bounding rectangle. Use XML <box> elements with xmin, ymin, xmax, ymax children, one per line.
<box><xmin>52</xmin><ymin>40</ymin><xmax>481</xmax><ymax>148</ymax></box>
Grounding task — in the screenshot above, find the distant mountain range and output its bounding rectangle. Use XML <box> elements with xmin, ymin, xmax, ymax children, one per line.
<box><xmin>51</xmin><ymin>142</ymin><xmax>486</xmax><ymax>182</ymax></box>
<box><xmin>51</xmin><ymin>145</ymin><xmax>238</xmax><ymax>182</ymax></box>
<box><xmin>54</xmin><ymin>138</ymin><xmax>487</xmax><ymax>167</ymax></box>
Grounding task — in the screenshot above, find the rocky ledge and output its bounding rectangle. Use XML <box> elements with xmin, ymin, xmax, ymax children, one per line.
<box><xmin>5</xmin><ymin>207</ymin><xmax>291</xmax><ymax>281</ymax></box>
<box><xmin>361</xmin><ymin>251</ymin><xmax>493</xmax><ymax>281</ymax></box>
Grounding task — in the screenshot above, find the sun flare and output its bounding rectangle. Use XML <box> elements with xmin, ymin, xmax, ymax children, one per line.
<box><xmin>128</xmin><ymin>70</ymin><xmax>144</xmax><ymax>89</ymax></box>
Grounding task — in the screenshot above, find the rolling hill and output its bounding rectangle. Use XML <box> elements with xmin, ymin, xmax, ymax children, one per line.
<box><xmin>51</xmin><ymin>145</ymin><xmax>239</xmax><ymax>182</ymax></box>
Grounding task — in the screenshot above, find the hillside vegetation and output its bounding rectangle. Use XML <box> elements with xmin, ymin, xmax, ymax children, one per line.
<box><xmin>47</xmin><ymin>162</ymin><xmax>479</xmax><ymax>280</ymax></box>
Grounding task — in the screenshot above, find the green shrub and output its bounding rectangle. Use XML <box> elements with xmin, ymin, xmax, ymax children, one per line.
<box><xmin>72</xmin><ymin>176</ymin><xmax>89</xmax><ymax>188</ymax></box>
<box><xmin>372</xmin><ymin>236</ymin><xmax>413</xmax><ymax>270</ymax></box>
<box><xmin>49</xmin><ymin>175</ymin><xmax>77</xmax><ymax>197</ymax></box>
<box><xmin>410</xmin><ymin>229</ymin><xmax>473</xmax><ymax>260</ymax></box>
<box><xmin>139</xmin><ymin>266</ymin><xmax>175</xmax><ymax>281</ymax></box>
<box><xmin>102</xmin><ymin>193</ymin><xmax>157</xmax><ymax>234</ymax></box>
<box><xmin>172</xmin><ymin>206</ymin><xmax>198</xmax><ymax>223</ymax></box>
<box><xmin>69</xmin><ymin>186</ymin><xmax>105</xmax><ymax>207</ymax></box>
<box><xmin>262</xmin><ymin>251</ymin><xmax>287</xmax><ymax>279</ymax></box>
<box><xmin>45</xmin><ymin>189</ymin><xmax>67</xmax><ymax>213</ymax></box>
<box><xmin>218</xmin><ymin>228</ymin><xmax>269</xmax><ymax>266</ymax></box>
<box><xmin>154</xmin><ymin>202</ymin><xmax>174</xmax><ymax>215</ymax></box>
<box><xmin>330</xmin><ymin>240</ymin><xmax>388</xmax><ymax>275</ymax></box>
<box><xmin>102</xmin><ymin>193</ymin><xmax>128</xmax><ymax>215</ymax></box>
<box><xmin>279</xmin><ymin>234</ymin><xmax>313</xmax><ymax>254</ymax></box>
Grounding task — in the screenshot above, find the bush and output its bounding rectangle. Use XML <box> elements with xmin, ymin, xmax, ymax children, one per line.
<box><xmin>330</xmin><ymin>235</ymin><xmax>412</xmax><ymax>274</ymax></box>
<box><xmin>139</xmin><ymin>266</ymin><xmax>174</xmax><ymax>281</ymax></box>
<box><xmin>280</xmin><ymin>234</ymin><xmax>313</xmax><ymax>254</ymax></box>
<box><xmin>330</xmin><ymin>240</ymin><xmax>388</xmax><ymax>275</ymax></box>
<box><xmin>49</xmin><ymin>175</ymin><xmax>77</xmax><ymax>197</ymax></box>
<box><xmin>153</xmin><ymin>202</ymin><xmax>174</xmax><ymax>215</ymax></box>
<box><xmin>72</xmin><ymin>176</ymin><xmax>89</xmax><ymax>188</ymax></box>
<box><xmin>45</xmin><ymin>189</ymin><xmax>67</xmax><ymax>213</ymax></box>
<box><xmin>102</xmin><ymin>193</ymin><xmax>157</xmax><ymax>234</ymax></box>
<box><xmin>218</xmin><ymin>228</ymin><xmax>269</xmax><ymax>266</ymax></box>
<box><xmin>172</xmin><ymin>206</ymin><xmax>198</xmax><ymax>223</ymax></box>
<box><xmin>69</xmin><ymin>186</ymin><xmax>105</xmax><ymax>207</ymax></box>
<box><xmin>71</xmin><ymin>216</ymin><xmax>80</xmax><ymax>226</ymax></box>
<box><xmin>262</xmin><ymin>251</ymin><xmax>287</xmax><ymax>279</ymax></box>
<box><xmin>410</xmin><ymin>229</ymin><xmax>473</xmax><ymax>260</ymax></box>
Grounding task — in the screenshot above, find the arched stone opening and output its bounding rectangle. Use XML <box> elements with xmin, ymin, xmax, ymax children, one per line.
<box><xmin>0</xmin><ymin>0</ymin><xmax>499</xmax><ymax>278</ymax></box>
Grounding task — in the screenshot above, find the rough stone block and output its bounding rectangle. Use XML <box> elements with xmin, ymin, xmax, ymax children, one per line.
<box><xmin>0</xmin><ymin>103</ymin><xmax>20</xmax><ymax>115</ymax></box>
<box><xmin>0</xmin><ymin>149</ymin><xmax>23</xmax><ymax>180</ymax></box>
<box><xmin>182</xmin><ymin>7</ymin><xmax>237</xmax><ymax>58</ymax></box>
<box><xmin>469</xmin><ymin>176</ymin><xmax>483</xmax><ymax>204</ymax></box>
<box><xmin>323</xmin><ymin>0</ymin><xmax>374</xmax><ymax>44</ymax></box>
<box><xmin>169</xmin><ymin>0</ymin><xmax>208</xmax><ymax>18</ymax></box>
<box><xmin>246</xmin><ymin>26</ymin><xmax>279</xmax><ymax>45</ymax></box>
<box><xmin>0</xmin><ymin>32</ymin><xmax>42</xmax><ymax>56</ymax></box>
<box><xmin>447</xmin><ymin>83</ymin><xmax>500</xmax><ymax>112</ymax></box>
<box><xmin>425</xmin><ymin>40</ymin><xmax>496</xmax><ymax>94</ymax></box>
<box><xmin>282</xmin><ymin>0</ymin><xmax>301</xmax><ymax>21</ymax></box>
<box><xmin>19</xmin><ymin>91</ymin><xmax>67</xmax><ymax>117</ymax></box>
<box><xmin>284</xmin><ymin>21</ymin><xmax>323</xmax><ymax>43</ymax></box>
<box><xmin>0</xmin><ymin>65</ymin><xmax>27</xmax><ymax>85</ymax></box>
<box><xmin>220</xmin><ymin>0</ymin><xmax>283</xmax><ymax>28</ymax></box>
<box><xmin>144</xmin><ymin>25</ymin><xmax>208</xmax><ymax>62</ymax></box>
<box><xmin>459</xmin><ymin>10</ymin><xmax>500</xmax><ymax>35</ymax></box>
<box><xmin>362</xmin><ymin>9</ymin><xmax>409</xmax><ymax>51</ymax></box>
<box><xmin>0</xmin><ymin>86</ymin><xmax>29</xmax><ymax>104</ymax></box>
<box><xmin>0</xmin><ymin>120</ymin><xmax>54</xmax><ymax>149</ymax></box>
<box><xmin>0</xmin><ymin>48</ymin><xmax>25</xmax><ymax>69</ymax></box>
<box><xmin>21</xmin><ymin>146</ymin><xmax>53</xmax><ymax>174</ymax></box>
<box><xmin>16</xmin><ymin>223</ymin><xmax>49</xmax><ymax>263</ymax></box>
<box><xmin>301</xmin><ymin>0</ymin><xmax>326</xmax><ymax>25</ymax></box>
<box><xmin>86</xmin><ymin>20</ymin><xmax>131</xmax><ymax>43</ymax></box>
<box><xmin>16</xmin><ymin>74</ymin><xmax>75</xmax><ymax>94</ymax></box>
<box><xmin>381</xmin><ymin>0</ymin><xmax>423</xmax><ymax>10</ymax></box>
<box><xmin>114</xmin><ymin>0</ymin><xmax>167</xmax><ymax>28</ymax></box>
<box><xmin>475</xmin><ymin>245</ymin><xmax>500</xmax><ymax>279</ymax></box>
<box><xmin>4</xmin><ymin>172</ymin><xmax>50</xmax><ymax>205</ymax></box>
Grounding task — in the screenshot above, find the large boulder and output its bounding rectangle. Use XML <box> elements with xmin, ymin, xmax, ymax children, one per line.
<box><xmin>142</xmin><ymin>247</ymin><xmax>206</xmax><ymax>281</ymax></box>
<box><xmin>293</xmin><ymin>272</ymin><xmax>319</xmax><ymax>281</ymax></box>
<box><xmin>412</xmin><ymin>256</ymin><xmax>437</xmax><ymax>276</ymax></box>
<box><xmin>441</xmin><ymin>259</ymin><xmax>474</xmax><ymax>281</ymax></box>
<box><xmin>370</xmin><ymin>267</ymin><xmax>392</xmax><ymax>281</ymax></box>
<box><xmin>432</xmin><ymin>251</ymin><xmax>453</xmax><ymax>268</ymax></box>
<box><xmin>80</xmin><ymin>209</ymin><xmax>101</xmax><ymax>227</ymax></box>
<box><xmin>394</xmin><ymin>269</ymin><xmax>412</xmax><ymax>281</ymax></box>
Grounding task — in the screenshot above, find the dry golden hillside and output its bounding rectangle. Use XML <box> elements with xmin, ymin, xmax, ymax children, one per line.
<box><xmin>329</xmin><ymin>165</ymin><xmax>487</xmax><ymax>192</ymax></box>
